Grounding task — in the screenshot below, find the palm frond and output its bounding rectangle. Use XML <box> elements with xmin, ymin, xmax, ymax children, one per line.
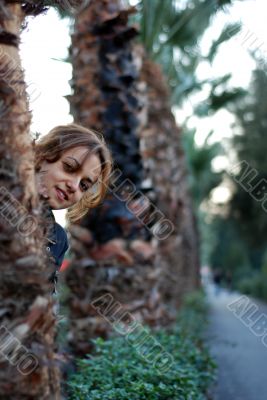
<box><xmin>182</xmin><ymin>127</ymin><xmax>224</xmax><ymax>204</ymax></box>
<box><xmin>194</xmin><ymin>88</ymin><xmax>246</xmax><ymax>117</ymax></box>
<box><xmin>207</xmin><ymin>22</ymin><xmax>242</xmax><ymax>63</ymax></box>
<box><xmin>154</xmin><ymin>0</ymin><xmax>233</xmax><ymax>56</ymax></box>
<box><xmin>211</xmin><ymin>74</ymin><xmax>232</xmax><ymax>90</ymax></box>
<box><xmin>210</xmin><ymin>88</ymin><xmax>247</xmax><ymax>111</ymax></box>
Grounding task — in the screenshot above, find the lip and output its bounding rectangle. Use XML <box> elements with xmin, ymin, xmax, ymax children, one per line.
<box><xmin>55</xmin><ymin>187</ymin><xmax>68</xmax><ymax>202</ymax></box>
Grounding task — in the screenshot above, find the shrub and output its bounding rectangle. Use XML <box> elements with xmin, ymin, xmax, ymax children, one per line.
<box><xmin>67</xmin><ymin>290</ymin><xmax>216</xmax><ymax>400</ymax></box>
<box><xmin>237</xmin><ymin>273</ymin><xmax>267</xmax><ymax>302</ymax></box>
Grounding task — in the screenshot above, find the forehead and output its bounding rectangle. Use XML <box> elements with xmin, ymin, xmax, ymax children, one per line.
<box><xmin>62</xmin><ymin>146</ymin><xmax>90</xmax><ymax>160</ymax></box>
<box><xmin>62</xmin><ymin>146</ymin><xmax>101</xmax><ymax>177</ymax></box>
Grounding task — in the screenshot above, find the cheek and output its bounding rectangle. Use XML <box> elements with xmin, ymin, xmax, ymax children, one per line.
<box><xmin>39</xmin><ymin>161</ymin><xmax>63</xmax><ymax>191</ymax></box>
<box><xmin>75</xmin><ymin>192</ymin><xmax>84</xmax><ymax>203</ymax></box>
<box><xmin>70</xmin><ymin>189</ymin><xmax>86</xmax><ymax>206</ymax></box>
<box><xmin>47</xmin><ymin>164</ymin><xmax>63</xmax><ymax>185</ymax></box>
<box><xmin>44</xmin><ymin>170</ymin><xmax>56</xmax><ymax>187</ymax></box>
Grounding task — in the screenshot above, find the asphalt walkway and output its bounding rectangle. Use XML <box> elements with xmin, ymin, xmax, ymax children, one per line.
<box><xmin>204</xmin><ymin>284</ymin><xmax>267</xmax><ymax>400</ymax></box>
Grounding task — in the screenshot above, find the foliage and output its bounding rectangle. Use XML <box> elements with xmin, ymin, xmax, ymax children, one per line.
<box><xmin>228</xmin><ymin>68</ymin><xmax>267</xmax><ymax>268</ymax></box>
<box><xmin>182</xmin><ymin>128</ymin><xmax>223</xmax><ymax>207</ymax></box>
<box><xmin>237</xmin><ymin>273</ymin><xmax>267</xmax><ymax>301</ymax></box>
<box><xmin>234</xmin><ymin>248</ymin><xmax>267</xmax><ymax>301</ymax></box>
<box><xmin>181</xmin><ymin>126</ymin><xmax>225</xmax><ymax>264</ymax></box>
<box><xmin>131</xmin><ymin>0</ymin><xmax>247</xmax><ymax>273</ymax></box>
<box><xmin>194</xmin><ymin>87</ymin><xmax>246</xmax><ymax>117</ymax></box>
<box><xmin>135</xmin><ymin>0</ymin><xmax>237</xmax><ymax>57</ymax></box>
<box><xmin>209</xmin><ymin>215</ymin><xmax>251</xmax><ymax>280</ymax></box>
<box><xmin>231</xmin><ymin>69</ymin><xmax>267</xmax><ymax>170</ymax></box>
<box><xmin>234</xmin><ymin>250</ymin><xmax>267</xmax><ymax>300</ymax></box>
<box><xmin>67</xmin><ymin>290</ymin><xmax>216</xmax><ymax>400</ymax></box>
<box><xmin>131</xmin><ymin>0</ymin><xmax>243</xmax><ymax>108</ymax></box>
<box><xmin>177</xmin><ymin>289</ymin><xmax>209</xmax><ymax>328</ymax></box>
<box><xmin>196</xmin><ymin>66</ymin><xmax>267</xmax><ymax>302</ymax></box>
<box><xmin>197</xmin><ymin>211</ymin><xmax>219</xmax><ymax>267</ymax></box>
<box><xmin>209</xmin><ymin>210</ymin><xmax>267</xmax><ymax>301</ymax></box>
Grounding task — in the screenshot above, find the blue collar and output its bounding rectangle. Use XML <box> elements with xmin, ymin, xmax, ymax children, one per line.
<box><xmin>43</xmin><ymin>203</ymin><xmax>57</xmax><ymax>245</ymax></box>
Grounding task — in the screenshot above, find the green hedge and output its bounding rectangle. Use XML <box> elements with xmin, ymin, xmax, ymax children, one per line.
<box><xmin>67</xmin><ymin>290</ymin><xmax>216</xmax><ymax>400</ymax></box>
<box><xmin>237</xmin><ymin>272</ymin><xmax>267</xmax><ymax>301</ymax></box>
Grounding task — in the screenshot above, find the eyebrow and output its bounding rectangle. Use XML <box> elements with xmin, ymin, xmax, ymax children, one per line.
<box><xmin>66</xmin><ymin>156</ymin><xmax>95</xmax><ymax>185</ymax></box>
<box><xmin>66</xmin><ymin>156</ymin><xmax>80</xmax><ymax>167</ymax></box>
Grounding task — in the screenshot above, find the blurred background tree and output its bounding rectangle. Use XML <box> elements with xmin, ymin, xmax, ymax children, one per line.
<box><xmin>212</xmin><ymin>66</ymin><xmax>267</xmax><ymax>298</ymax></box>
<box><xmin>132</xmin><ymin>0</ymin><xmax>245</xmax><ymax>108</ymax></box>
<box><xmin>131</xmin><ymin>0</ymin><xmax>247</xmax><ymax>275</ymax></box>
<box><xmin>132</xmin><ymin>0</ymin><xmax>267</xmax><ymax>303</ymax></box>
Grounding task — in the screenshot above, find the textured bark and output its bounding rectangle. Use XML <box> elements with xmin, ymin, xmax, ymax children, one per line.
<box><xmin>65</xmin><ymin>0</ymin><xmax>200</xmax><ymax>356</ymax></box>
<box><xmin>140</xmin><ymin>57</ymin><xmax>201</xmax><ymax>312</ymax></box>
<box><xmin>65</xmin><ymin>0</ymin><xmax>169</xmax><ymax>356</ymax></box>
<box><xmin>0</xmin><ymin>3</ymin><xmax>60</xmax><ymax>399</ymax></box>
<box><xmin>65</xmin><ymin>258</ymin><xmax>171</xmax><ymax>357</ymax></box>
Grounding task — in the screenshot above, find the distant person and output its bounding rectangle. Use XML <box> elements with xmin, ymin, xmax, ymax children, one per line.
<box><xmin>225</xmin><ymin>270</ymin><xmax>233</xmax><ymax>291</ymax></box>
<box><xmin>213</xmin><ymin>268</ymin><xmax>223</xmax><ymax>295</ymax></box>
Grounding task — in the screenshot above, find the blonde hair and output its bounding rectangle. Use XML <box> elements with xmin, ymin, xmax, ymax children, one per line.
<box><xmin>34</xmin><ymin>123</ymin><xmax>113</xmax><ymax>223</ymax></box>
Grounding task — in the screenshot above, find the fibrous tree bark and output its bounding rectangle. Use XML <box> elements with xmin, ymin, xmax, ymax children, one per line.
<box><xmin>140</xmin><ymin>57</ymin><xmax>201</xmax><ymax>313</ymax></box>
<box><xmin>65</xmin><ymin>0</ymin><xmax>200</xmax><ymax>357</ymax></box>
<box><xmin>65</xmin><ymin>0</ymin><xmax>171</xmax><ymax>356</ymax></box>
<box><xmin>0</xmin><ymin>2</ymin><xmax>66</xmax><ymax>398</ymax></box>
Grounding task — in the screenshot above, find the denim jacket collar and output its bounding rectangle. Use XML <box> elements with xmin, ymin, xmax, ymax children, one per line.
<box><xmin>42</xmin><ymin>200</ymin><xmax>57</xmax><ymax>245</ymax></box>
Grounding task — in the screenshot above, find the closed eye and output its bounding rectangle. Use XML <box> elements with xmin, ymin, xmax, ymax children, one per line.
<box><xmin>63</xmin><ymin>162</ymin><xmax>75</xmax><ymax>172</ymax></box>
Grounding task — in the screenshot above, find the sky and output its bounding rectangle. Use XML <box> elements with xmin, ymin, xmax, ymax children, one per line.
<box><xmin>20</xmin><ymin>11</ymin><xmax>72</xmax><ymax>225</ymax></box>
<box><xmin>19</xmin><ymin>0</ymin><xmax>267</xmax><ymax>214</ymax></box>
<box><xmin>176</xmin><ymin>0</ymin><xmax>266</xmax><ymax>144</ymax></box>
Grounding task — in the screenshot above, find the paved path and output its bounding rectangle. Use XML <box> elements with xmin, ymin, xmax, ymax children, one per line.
<box><xmin>204</xmin><ymin>284</ymin><xmax>267</xmax><ymax>400</ymax></box>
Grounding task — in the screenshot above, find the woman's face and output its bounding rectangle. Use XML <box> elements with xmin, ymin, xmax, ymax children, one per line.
<box><xmin>37</xmin><ymin>146</ymin><xmax>102</xmax><ymax>210</ymax></box>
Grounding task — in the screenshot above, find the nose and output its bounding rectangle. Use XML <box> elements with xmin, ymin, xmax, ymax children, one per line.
<box><xmin>66</xmin><ymin>177</ymin><xmax>80</xmax><ymax>193</ymax></box>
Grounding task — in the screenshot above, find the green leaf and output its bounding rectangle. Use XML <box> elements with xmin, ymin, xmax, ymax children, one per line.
<box><xmin>207</xmin><ymin>22</ymin><xmax>242</xmax><ymax>63</ymax></box>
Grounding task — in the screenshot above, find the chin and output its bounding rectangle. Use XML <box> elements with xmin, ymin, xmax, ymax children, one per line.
<box><xmin>53</xmin><ymin>205</ymin><xmax>68</xmax><ymax>210</ymax></box>
<box><xmin>48</xmin><ymin>199</ymin><xmax>66</xmax><ymax>210</ymax></box>
<box><xmin>52</xmin><ymin>206</ymin><xmax>65</xmax><ymax>210</ymax></box>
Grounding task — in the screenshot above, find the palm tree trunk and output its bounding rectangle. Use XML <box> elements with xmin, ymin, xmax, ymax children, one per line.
<box><xmin>65</xmin><ymin>0</ymin><xmax>173</xmax><ymax>356</ymax></box>
<box><xmin>140</xmin><ymin>58</ymin><xmax>201</xmax><ymax>312</ymax></box>
<box><xmin>0</xmin><ymin>3</ymin><xmax>60</xmax><ymax>398</ymax></box>
<box><xmin>65</xmin><ymin>0</ymin><xmax>200</xmax><ymax>358</ymax></box>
